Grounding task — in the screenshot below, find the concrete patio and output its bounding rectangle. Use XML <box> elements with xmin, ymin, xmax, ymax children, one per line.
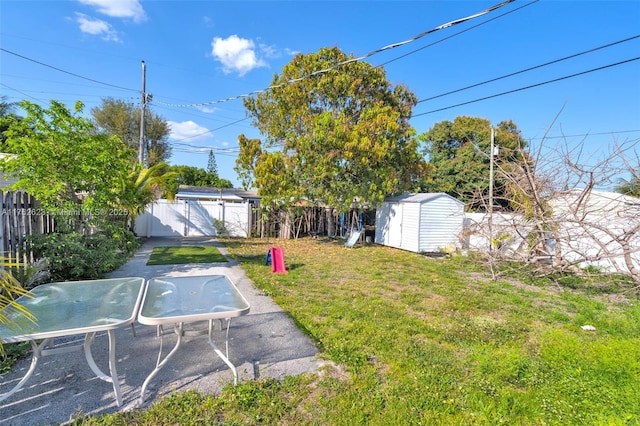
<box><xmin>0</xmin><ymin>237</ymin><xmax>322</xmax><ymax>425</ymax></box>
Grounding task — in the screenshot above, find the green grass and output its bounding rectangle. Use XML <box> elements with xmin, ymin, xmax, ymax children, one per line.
<box><xmin>145</xmin><ymin>245</ymin><xmax>228</xmax><ymax>265</ymax></box>
<box><xmin>59</xmin><ymin>238</ymin><xmax>640</xmax><ymax>424</ymax></box>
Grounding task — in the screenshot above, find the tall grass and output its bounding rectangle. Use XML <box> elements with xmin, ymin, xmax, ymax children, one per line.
<box><xmin>76</xmin><ymin>238</ymin><xmax>640</xmax><ymax>425</ymax></box>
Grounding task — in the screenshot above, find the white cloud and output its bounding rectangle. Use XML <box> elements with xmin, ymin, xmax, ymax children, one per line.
<box><xmin>168</xmin><ymin>120</ymin><xmax>211</xmax><ymax>141</ymax></box>
<box><xmin>78</xmin><ymin>0</ymin><xmax>146</xmax><ymax>23</ymax></box>
<box><xmin>75</xmin><ymin>13</ymin><xmax>120</xmax><ymax>41</ymax></box>
<box><xmin>211</xmin><ymin>35</ymin><xmax>267</xmax><ymax>77</ymax></box>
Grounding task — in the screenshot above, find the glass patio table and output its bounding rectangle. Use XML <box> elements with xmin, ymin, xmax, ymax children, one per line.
<box><xmin>138</xmin><ymin>275</ymin><xmax>250</xmax><ymax>402</ymax></box>
<box><xmin>0</xmin><ymin>277</ymin><xmax>146</xmax><ymax>407</ymax></box>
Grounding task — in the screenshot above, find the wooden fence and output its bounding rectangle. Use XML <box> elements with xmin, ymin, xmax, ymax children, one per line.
<box><xmin>1</xmin><ymin>190</ymin><xmax>55</xmax><ymax>265</ymax></box>
<box><xmin>251</xmin><ymin>205</ymin><xmax>376</xmax><ymax>240</ymax></box>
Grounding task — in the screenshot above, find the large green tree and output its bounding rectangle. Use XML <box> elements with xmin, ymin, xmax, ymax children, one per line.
<box><xmin>91</xmin><ymin>98</ymin><xmax>171</xmax><ymax>167</ymax></box>
<box><xmin>1</xmin><ymin>100</ymin><xmax>134</xmax><ymax>220</ymax></box>
<box><xmin>237</xmin><ymin>47</ymin><xmax>429</xmax><ymax>211</ymax></box>
<box><xmin>420</xmin><ymin>116</ymin><xmax>528</xmax><ymax>211</ymax></box>
<box><xmin>164</xmin><ymin>165</ymin><xmax>233</xmax><ymax>196</ymax></box>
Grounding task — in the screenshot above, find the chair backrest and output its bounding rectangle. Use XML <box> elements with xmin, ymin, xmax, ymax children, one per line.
<box><xmin>345</xmin><ymin>229</ymin><xmax>363</xmax><ymax>248</ymax></box>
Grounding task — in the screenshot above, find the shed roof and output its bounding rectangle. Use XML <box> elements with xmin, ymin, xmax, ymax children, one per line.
<box><xmin>384</xmin><ymin>192</ymin><xmax>463</xmax><ymax>205</ymax></box>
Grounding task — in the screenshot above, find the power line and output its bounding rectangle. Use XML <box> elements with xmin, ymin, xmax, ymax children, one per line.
<box><xmin>0</xmin><ymin>47</ymin><xmax>139</xmax><ymax>93</ymax></box>
<box><xmin>0</xmin><ymin>82</ymin><xmax>42</xmax><ymax>102</ymax></box>
<box><xmin>416</xmin><ymin>35</ymin><xmax>640</xmax><ymax>105</ymax></box>
<box><xmin>377</xmin><ymin>0</ymin><xmax>539</xmax><ymax>68</ymax></box>
<box><xmin>176</xmin><ymin>54</ymin><xmax>640</xmax><ymax>155</ymax></box>
<box><xmin>2</xmin><ymin>0</ymin><xmax>519</xmax><ymax>143</ymax></box>
<box><xmin>527</xmin><ymin>130</ymin><xmax>640</xmax><ymax>141</ymax></box>
<box><xmin>412</xmin><ymin>56</ymin><xmax>640</xmax><ymax>117</ymax></box>
<box><xmin>168</xmin><ymin>117</ymin><xmax>251</xmax><ymax>143</ymax></box>
<box><xmin>170</xmin><ymin>51</ymin><xmax>639</xmax><ymax>151</ymax></box>
<box><xmin>171</xmin><ymin>144</ymin><xmax>240</xmax><ymax>155</ymax></box>
<box><xmin>154</xmin><ymin>0</ymin><xmax>516</xmax><ymax>109</ymax></box>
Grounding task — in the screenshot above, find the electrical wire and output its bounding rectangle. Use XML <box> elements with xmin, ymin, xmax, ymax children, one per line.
<box><xmin>416</xmin><ymin>35</ymin><xmax>640</xmax><ymax>105</ymax></box>
<box><xmin>0</xmin><ymin>47</ymin><xmax>139</xmax><ymax>93</ymax></box>
<box><xmin>0</xmin><ymin>82</ymin><xmax>43</xmax><ymax>102</ymax></box>
<box><xmin>412</xmin><ymin>56</ymin><xmax>640</xmax><ymax>117</ymax></box>
<box><xmin>171</xmin><ymin>52</ymin><xmax>640</xmax><ymax>153</ymax></box>
<box><xmin>154</xmin><ymin>0</ymin><xmax>516</xmax><ymax>109</ymax></box>
<box><xmin>2</xmin><ymin>0</ymin><xmax>518</xmax><ymax>145</ymax></box>
<box><xmin>168</xmin><ymin>117</ymin><xmax>250</xmax><ymax>143</ymax></box>
<box><xmin>527</xmin><ymin>130</ymin><xmax>640</xmax><ymax>141</ymax></box>
<box><xmin>377</xmin><ymin>0</ymin><xmax>539</xmax><ymax>68</ymax></box>
<box><xmin>186</xmin><ymin>52</ymin><xmax>639</xmax><ymax>151</ymax></box>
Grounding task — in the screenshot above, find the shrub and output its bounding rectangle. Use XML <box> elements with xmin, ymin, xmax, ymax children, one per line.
<box><xmin>26</xmin><ymin>230</ymin><xmax>137</xmax><ymax>282</ymax></box>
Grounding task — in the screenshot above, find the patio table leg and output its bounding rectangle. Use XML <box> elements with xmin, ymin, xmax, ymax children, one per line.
<box><xmin>140</xmin><ymin>323</ymin><xmax>184</xmax><ymax>404</ymax></box>
<box><xmin>84</xmin><ymin>330</ymin><xmax>123</xmax><ymax>406</ymax></box>
<box><xmin>0</xmin><ymin>339</ymin><xmax>49</xmax><ymax>403</ymax></box>
<box><xmin>208</xmin><ymin>318</ymin><xmax>238</xmax><ymax>385</ymax></box>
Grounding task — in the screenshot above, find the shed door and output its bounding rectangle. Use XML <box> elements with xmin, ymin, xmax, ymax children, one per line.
<box><xmin>387</xmin><ymin>202</ymin><xmax>403</xmax><ymax>248</ymax></box>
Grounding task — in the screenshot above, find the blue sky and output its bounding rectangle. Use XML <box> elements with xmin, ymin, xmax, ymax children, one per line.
<box><xmin>1</xmin><ymin>0</ymin><xmax>638</xmax><ymax>188</ymax></box>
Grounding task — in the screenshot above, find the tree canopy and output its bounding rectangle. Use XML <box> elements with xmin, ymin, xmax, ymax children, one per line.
<box><xmin>1</xmin><ymin>100</ymin><xmax>134</xmax><ymax>219</ymax></box>
<box><xmin>164</xmin><ymin>165</ymin><xmax>233</xmax><ymax>196</ymax></box>
<box><xmin>420</xmin><ymin>116</ymin><xmax>529</xmax><ymax>211</ymax></box>
<box><xmin>0</xmin><ymin>100</ymin><xmax>183</xmax><ymax>233</ymax></box>
<box><xmin>91</xmin><ymin>98</ymin><xmax>171</xmax><ymax>167</ymax></box>
<box><xmin>236</xmin><ymin>47</ymin><xmax>429</xmax><ymax>211</ymax></box>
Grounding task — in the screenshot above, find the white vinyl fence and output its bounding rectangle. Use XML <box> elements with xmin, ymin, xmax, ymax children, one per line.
<box><xmin>135</xmin><ymin>199</ymin><xmax>252</xmax><ymax>238</ymax></box>
<box><xmin>464</xmin><ymin>191</ymin><xmax>640</xmax><ymax>277</ymax></box>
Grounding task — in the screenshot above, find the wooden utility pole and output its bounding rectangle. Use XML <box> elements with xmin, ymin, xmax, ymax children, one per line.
<box><xmin>488</xmin><ymin>127</ymin><xmax>498</xmax><ymax>251</ymax></box>
<box><xmin>138</xmin><ymin>60</ymin><xmax>146</xmax><ymax>164</ymax></box>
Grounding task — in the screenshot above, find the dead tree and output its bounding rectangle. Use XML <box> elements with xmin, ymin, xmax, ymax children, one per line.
<box><xmin>468</xmin><ymin>121</ymin><xmax>640</xmax><ymax>285</ymax></box>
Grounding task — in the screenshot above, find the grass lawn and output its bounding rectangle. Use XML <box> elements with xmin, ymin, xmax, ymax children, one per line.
<box><xmin>72</xmin><ymin>238</ymin><xmax>640</xmax><ymax>425</ymax></box>
<box><xmin>146</xmin><ymin>245</ymin><xmax>228</xmax><ymax>265</ymax></box>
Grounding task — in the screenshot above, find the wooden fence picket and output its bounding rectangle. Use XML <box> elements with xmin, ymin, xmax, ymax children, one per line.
<box><xmin>1</xmin><ymin>190</ymin><xmax>54</xmax><ymax>265</ymax></box>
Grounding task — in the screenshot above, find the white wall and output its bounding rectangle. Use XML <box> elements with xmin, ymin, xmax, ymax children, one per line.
<box><xmin>418</xmin><ymin>197</ymin><xmax>465</xmax><ymax>252</ymax></box>
<box><xmin>464</xmin><ymin>191</ymin><xmax>640</xmax><ymax>276</ymax></box>
<box><xmin>549</xmin><ymin>191</ymin><xmax>640</xmax><ymax>274</ymax></box>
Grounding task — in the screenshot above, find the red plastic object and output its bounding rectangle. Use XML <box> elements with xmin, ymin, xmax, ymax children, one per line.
<box><xmin>270</xmin><ymin>246</ymin><xmax>288</xmax><ymax>274</ymax></box>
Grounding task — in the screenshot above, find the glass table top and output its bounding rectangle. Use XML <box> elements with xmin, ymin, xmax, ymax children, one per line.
<box><xmin>138</xmin><ymin>275</ymin><xmax>250</xmax><ymax>325</ymax></box>
<box><xmin>0</xmin><ymin>277</ymin><xmax>145</xmax><ymax>342</ymax></box>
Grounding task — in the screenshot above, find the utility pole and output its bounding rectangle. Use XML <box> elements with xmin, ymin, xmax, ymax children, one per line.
<box><xmin>488</xmin><ymin>127</ymin><xmax>498</xmax><ymax>251</ymax></box>
<box><xmin>138</xmin><ymin>60</ymin><xmax>146</xmax><ymax>164</ymax></box>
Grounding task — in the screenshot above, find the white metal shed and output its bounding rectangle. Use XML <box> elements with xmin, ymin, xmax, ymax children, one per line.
<box><xmin>375</xmin><ymin>193</ymin><xmax>465</xmax><ymax>253</ymax></box>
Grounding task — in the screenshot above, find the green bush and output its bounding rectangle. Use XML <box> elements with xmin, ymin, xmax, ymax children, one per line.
<box><xmin>26</xmin><ymin>230</ymin><xmax>138</xmax><ymax>282</ymax></box>
<box><xmin>10</xmin><ymin>258</ymin><xmax>50</xmax><ymax>290</ymax></box>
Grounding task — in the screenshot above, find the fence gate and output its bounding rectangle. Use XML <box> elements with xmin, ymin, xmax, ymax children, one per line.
<box><xmin>135</xmin><ymin>199</ymin><xmax>251</xmax><ymax>238</ymax></box>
